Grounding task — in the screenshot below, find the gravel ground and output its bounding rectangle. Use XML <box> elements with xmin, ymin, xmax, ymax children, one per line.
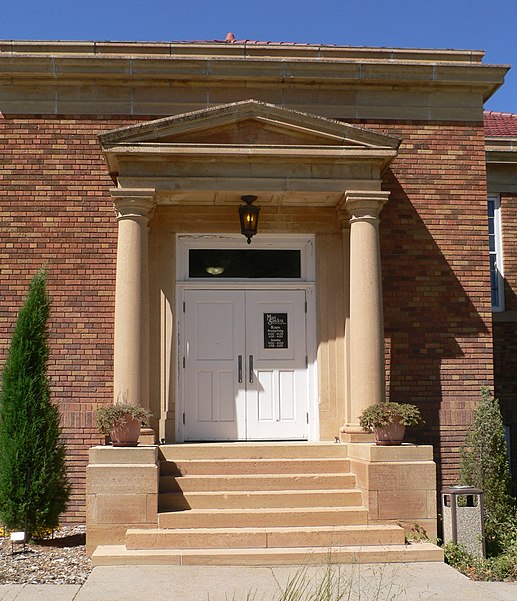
<box><xmin>0</xmin><ymin>525</ymin><xmax>91</xmax><ymax>585</ymax></box>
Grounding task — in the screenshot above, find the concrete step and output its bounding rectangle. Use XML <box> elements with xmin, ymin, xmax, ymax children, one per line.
<box><xmin>160</xmin><ymin>457</ymin><xmax>351</xmax><ymax>477</ymax></box>
<box><xmin>159</xmin><ymin>489</ymin><xmax>363</xmax><ymax>511</ymax></box>
<box><xmin>126</xmin><ymin>524</ymin><xmax>406</xmax><ymax>550</ymax></box>
<box><xmin>160</xmin><ymin>473</ymin><xmax>356</xmax><ymax>493</ymax></box>
<box><xmin>92</xmin><ymin>542</ymin><xmax>445</xmax><ymax>566</ymax></box>
<box><xmin>159</xmin><ymin>442</ymin><xmax>348</xmax><ymax>462</ymax></box>
<box><xmin>158</xmin><ymin>506</ymin><xmax>369</xmax><ymax>529</ymax></box>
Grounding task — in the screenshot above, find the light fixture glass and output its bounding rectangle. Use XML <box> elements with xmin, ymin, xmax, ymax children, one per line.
<box><xmin>238</xmin><ymin>195</ymin><xmax>260</xmax><ymax>244</ymax></box>
<box><xmin>205</xmin><ymin>266</ymin><xmax>225</xmax><ymax>276</ymax></box>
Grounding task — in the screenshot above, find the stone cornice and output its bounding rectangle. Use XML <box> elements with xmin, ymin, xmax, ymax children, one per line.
<box><xmin>0</xmin><ymin>40</ymin><xmax>491</xmax><ymax>62</ymax></box>
<box><xmin>485</xmin><ymin>137</ymin><xmax>517</xmax><ymax>164</ymax></box>
<box><xmin>0</xmin><ymin>41</ymin><xmax>509</xmax><ymax>120</ymax></box>
<box><xmin>0</xmin><ymin>45</ymin><xmax>506</xmax><ymax>95</ymax></box>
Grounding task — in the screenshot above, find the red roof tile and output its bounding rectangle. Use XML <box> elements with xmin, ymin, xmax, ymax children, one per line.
<box><xmin>484</xmin><ymin>111</ymin><xmax>517</xmax><ymax>136</ymax></box>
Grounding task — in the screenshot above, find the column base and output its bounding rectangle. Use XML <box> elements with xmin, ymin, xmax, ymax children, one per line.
<box><xmin>139</xmin><ymin>427</ymin><xmax>157</xmax><ymax>445</ymax></box>
<box><xmin>340</xmin><ymin>425</ymin><xmax>374</xmax><ymax>443</ymax></box>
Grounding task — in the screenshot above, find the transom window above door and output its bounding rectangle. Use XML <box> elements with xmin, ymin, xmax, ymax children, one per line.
<box><xmin>189</xmin><ymin>249</ymin><xmax>301</xmax><ymax>279</ymax></box>
<box><xmin>177</xmin><ymin>235</ymin><xmax>315</xmax><ymax>282</ymax></box>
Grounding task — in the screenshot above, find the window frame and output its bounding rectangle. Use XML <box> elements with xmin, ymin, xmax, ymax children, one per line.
<box><xmin>488</xmin><ymin>193</ymin><xmax>505</xmax><ymax>312</ymax></box>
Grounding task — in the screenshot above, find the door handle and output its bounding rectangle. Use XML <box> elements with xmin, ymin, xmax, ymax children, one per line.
<box><xmin>238</xmin><ymin>355</ymin><xmax>242</xmax><ymax>383</ymax></box>
<box><xmin>249</xmin><ymin>355</ymin><xmax>254</xmax><ymax>383</ymax></box>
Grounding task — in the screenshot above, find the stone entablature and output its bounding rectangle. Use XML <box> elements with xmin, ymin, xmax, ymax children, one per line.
<box><xmin>99</xmin><ymin>100</ymin><xmax>400</xmax><ymax>207</ymax></box>
<box><xmin>0</xmin><ymin>41</ymin><xmax>508</xmax><ymax>120</ymax></box>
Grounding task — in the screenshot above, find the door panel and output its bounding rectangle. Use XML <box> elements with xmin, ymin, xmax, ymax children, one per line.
<box><xmin>246</xmin><ymin>290</ymin><xmax>308</xmax><ymax>440</ymax></box>
<box><xmin>183</xmin><ymin>289</ymin><xmax>308</xmax><ymax>441</ymax></box>
<box><xmin>184</xmin><ymin>290</ymin><xmax>245</xmax><ymax>440</ymax></box>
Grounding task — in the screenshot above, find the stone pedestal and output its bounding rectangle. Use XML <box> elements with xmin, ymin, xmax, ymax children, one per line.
<box><xmin>86</xmin><ymin>446</ymin><xmax>159</xmax><ymax>556</ymax></box>
<box><xmin>347</xmin><ymin>443</ymin><xmax>438</xmax><ymax>540</ymax></box>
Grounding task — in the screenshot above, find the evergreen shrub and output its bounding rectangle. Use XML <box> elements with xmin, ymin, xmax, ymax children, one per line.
<box><xmin>0</xmin><ymin>270</ymin><xmax>70</xmax><ymax>535</ymax></box>
<box><xmin>459</xmin><ymin>386</ymin><xmax>516</xmax><ymax>555</ymax></box>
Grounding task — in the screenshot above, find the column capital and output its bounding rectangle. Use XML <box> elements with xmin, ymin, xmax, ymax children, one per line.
<box><xmin>344</xmin><ymin>190</ymin><xmax>390</xmax><ymax>221</ymax></box>
<box><xmin>111</xmin><ymin>188</ymin><xmax>156</xmax><ymax>220</ymax></box>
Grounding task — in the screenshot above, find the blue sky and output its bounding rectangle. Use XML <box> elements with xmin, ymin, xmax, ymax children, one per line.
<box><xmin>1</xmin><ymin>0</ymin><xmax>515</xmax><ymax>112</ymax></box>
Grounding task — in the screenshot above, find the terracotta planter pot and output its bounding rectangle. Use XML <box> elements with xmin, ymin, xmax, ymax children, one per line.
<box><xmin>110</xmin><ymin>415</ymin><xmax>141</xmax><ymax>447</ymax></box>
<box><xmin>373</xmin><ymin>416</ymin><xmax>406</xmax><ymax>446</ymax></box>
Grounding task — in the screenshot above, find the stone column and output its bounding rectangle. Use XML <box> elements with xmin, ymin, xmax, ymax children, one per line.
<box><xmin>342</xmin><ymin>190</ymin><xmax>390</xmax><ymax>439</ymax></box>
<box><xmin>112</xmin><ymin>189</ymin><xmax>156</xmax><ymax>413</ymax></box>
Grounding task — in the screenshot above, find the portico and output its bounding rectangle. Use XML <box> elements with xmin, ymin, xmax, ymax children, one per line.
<box><xmin>100</xmin><ymin>100</ymin><xmax>399</xmax><ymax>442</ymax></box>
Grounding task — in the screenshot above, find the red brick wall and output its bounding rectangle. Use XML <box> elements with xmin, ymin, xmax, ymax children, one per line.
<box><xmin>0</xmin><ymin>116</ymin><xmax>137</xmax><ymax>522</ymax></box>
<box><xmin>0</xmin><ymin>115</ymin><xmax>495</xmax><ymax>520</ymax></box>
<box><xmin>494</xmin><ymin>193</ymin><xmax>517</xmax><ymax>483</ymax></box>
<box><xmin>369</xmin><ymin>121</ymin><xmax>494</xmax><ymax>488</ymax></box>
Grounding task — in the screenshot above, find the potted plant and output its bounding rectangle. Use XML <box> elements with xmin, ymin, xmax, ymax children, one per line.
<box><xmin>96</xmin><ymin>404</ymin><xmax>151</xmax><ymax>447</ymax></box>
<box><xmin>359</xmin><ymin>401</ymin><xmax>422</xmax><ymax>446</ymax></box>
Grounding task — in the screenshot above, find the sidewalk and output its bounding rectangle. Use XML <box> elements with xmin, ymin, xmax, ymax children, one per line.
<box><xmin>1</xmin><ymin>563</ymin><xmax>516</xmax><ymax>601</ymax></box>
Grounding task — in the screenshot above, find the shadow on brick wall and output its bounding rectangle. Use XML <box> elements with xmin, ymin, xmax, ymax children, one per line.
<box><xmin>380</xmin><ymin>172</ymin><xmax>492</xmax><ymax>493</ymax></box>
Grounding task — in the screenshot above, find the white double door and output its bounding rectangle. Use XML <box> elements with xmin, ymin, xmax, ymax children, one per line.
<box><xmin>183</xmin><ymin>289</ymin><xmax>308</xmax><ymax>441</ymax></box>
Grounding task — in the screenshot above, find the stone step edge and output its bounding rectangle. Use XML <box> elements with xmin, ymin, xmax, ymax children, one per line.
<box><xmin>159</xmin><ymin>473</ymin><xmax>357</xmax><ymax>492</ymax></box>
<box><xmin>160</xmin><ymin>488</ymin><xmax>361</xmax><ymax>497</ymax></box>
<box><xmin>158</xmin><ymin>506</ymin><xmax>369</xmax><ymax>516</ymax></box>
<box><xmin>125</xmin><ymin>526</ymin><xmax>405</xmax><ymax>550</ymax></box>
<box><xmin>157</xmin><ymin>506</ymin><xmax>369</xmax><ymax>527</ymax></box>
<box><xmin>162</xmin><ymin>472</ymin><xmax>354</xmax><ymax>480</ymax></box>
<box><xmin>159</xmin><ymin>442</ymin><xmax>349</xmax><ymax>460</ymax></box>
<box><xmin>92</xmin><ymin>542</ymin><xmax>444</xmax><ymax>567</ymax></box>
<box><xmin>127</xmin><ymin>524</ymin><xmax>402</xmax><ymax>535</ymax></box>
<box><xmin>160</xmin><ymin>457</ymin><xmax>350</xmax><ymax>466</ymax></box>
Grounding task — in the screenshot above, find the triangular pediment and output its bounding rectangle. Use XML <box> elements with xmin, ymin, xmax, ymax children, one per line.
<box><xmin>99</xmin><ymin>100</ymin><xmax>400</xmax><ymax>150</ymax></box>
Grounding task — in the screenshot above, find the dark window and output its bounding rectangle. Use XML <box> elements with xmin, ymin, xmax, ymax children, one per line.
<box><xmin>189</xmin><ymin>249</ymin><xmax>301</xmax><ymax>279</ymax></box>
<box><xmin>488</xmin><ymin>195</ymin><xmax>504</xmax><ymax>311</ymax></box>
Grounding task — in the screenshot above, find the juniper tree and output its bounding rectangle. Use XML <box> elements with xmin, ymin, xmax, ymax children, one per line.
<box><xmin>460</xmin><ymin>386</ymin><xmax>516</xmax><ymax>554</ymax></box>
<box><xmin>0</xmin><ymin>270</ymin><xmax>70</xmax><ymax>535</ymax></box>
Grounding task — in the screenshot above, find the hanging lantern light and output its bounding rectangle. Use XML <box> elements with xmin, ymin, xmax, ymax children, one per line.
<box><xmin>238</xmin><ymin>195</ymin><xmax>260</xmax><ymax>244</ymax></box>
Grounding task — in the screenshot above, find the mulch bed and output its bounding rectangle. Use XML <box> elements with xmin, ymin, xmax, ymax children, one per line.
<box><xmin>0</xmin><ymin>525</ymin><xmax>91</xmax><ymax>585</ymax></box>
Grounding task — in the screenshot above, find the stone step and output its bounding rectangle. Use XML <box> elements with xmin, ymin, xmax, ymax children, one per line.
<box><xmin>159</xmin><ymin>489</ymin><xmax>363</xmax><ymax>511</ymax></box>
<box><xmin>92</xmin><ymin>542</ymin><xmax>444</xmax><ymax>567</ymax></box>
<box><xmin>160</xmin><ymin>472</ymin><xmax>356</xmax><ymax>493</ymax></box>
<box><xmin>158</xmin><ymin>506</ymin><xmax>369</xmax><ymax>529</ymax></box>
<box><xmin>160</xmin><ymin>457</ymin><xmax>351</xmax><ymax>477</ymax></box>
<box><xmin>125</xmin><ymin>525</ymin><xmax>406</xmax><ymax>550</ymax></box>
<box><xmin>159</xmin><ymin>442</ymin><xmax>348</xmax><ymax>462</ymax></box>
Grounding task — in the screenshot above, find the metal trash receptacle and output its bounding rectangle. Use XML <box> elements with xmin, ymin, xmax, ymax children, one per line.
<box><xmin>442</xmin><ymin>486</ymin><xmax>485</xmax><ymax>557</ymax></box>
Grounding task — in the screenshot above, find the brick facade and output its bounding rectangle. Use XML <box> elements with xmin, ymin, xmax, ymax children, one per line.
<box><xmin>0</xmin><ymin>42</ymin><xmax>511</xmax><ymax>524</ymax></box>
<box><xmin>0</xmin><ymin>115</ymin><xmax>496</xmax><ymax>520</ymax></box>
<box><xmin>377</xmin><ymin>122</ymin><xmax>494</xmax><ymax>487</ymax></box>
<box><xmin>494</xmin><ymin>192</ymin><xmax>517</xmax><ymax>482</ymax></box>
<box><xmin>0</xmin><ymin>117</ymin><xmax>133</xmax><ymax>520</ymax></box>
